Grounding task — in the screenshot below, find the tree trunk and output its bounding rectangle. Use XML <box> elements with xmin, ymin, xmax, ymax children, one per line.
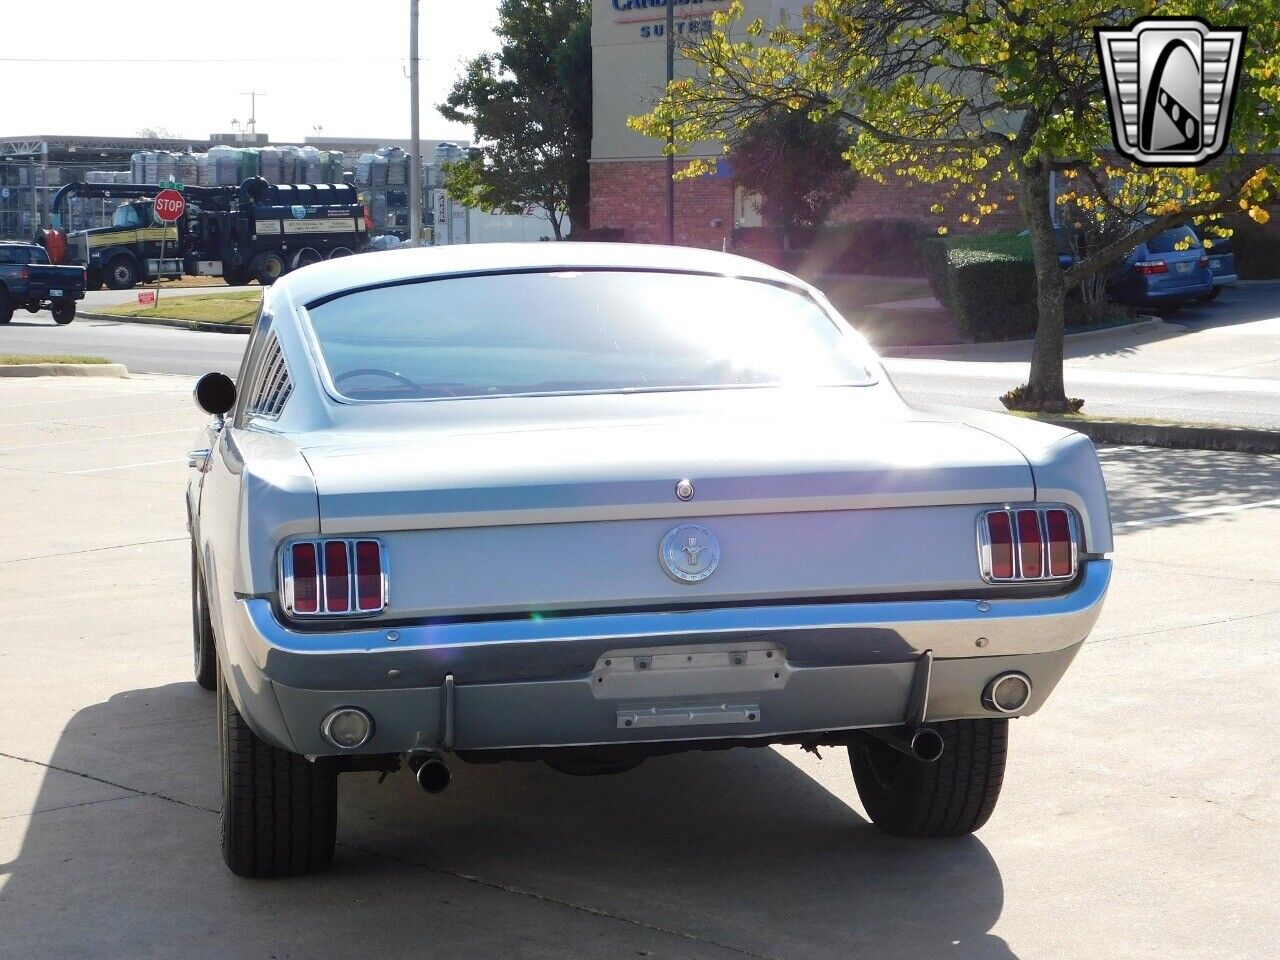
<box><xmin>1017</xmin><ymin>159</ymin><xmax>1071</xmax><ymax>412</ymax></box>
<box><xmin>566</xmin><ymin>167</ymin><xmax>591</xmax><ymax>235</ymax></box>
<box><xmin>547</xmin><ymin>208</ymin><xmax>564</xmax><ymax>241</ymax></box>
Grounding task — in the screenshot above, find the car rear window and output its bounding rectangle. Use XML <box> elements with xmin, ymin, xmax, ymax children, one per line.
<box><xmin>1146</xmin><ymin>227</ymin><xmax>1201</xmax><ymax>255</ymax></box>
<box><xmin>305</xmin><ymin>270</ymin><xmax>876</xmax><ymax>402</ymax></box>
<box><xmin>0</xmin><ymin>247</ymin><xmax>32</xmax><ymax>265</ymax></box>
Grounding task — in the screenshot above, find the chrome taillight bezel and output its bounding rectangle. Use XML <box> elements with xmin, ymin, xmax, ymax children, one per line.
<box><xmin>977</xmin><ymin>506</ymin><xmax>1079</xmax><ymax>584</ymax></box>
<box><xmin>279</xmin><ymin>538</ymin><xmax>388</xmax><ymax>617</ymax></box>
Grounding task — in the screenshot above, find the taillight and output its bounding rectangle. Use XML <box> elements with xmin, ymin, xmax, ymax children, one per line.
<box><xmin>1015</xmin><ymin>509</ymin><xmax>1044</xmax><ymax>578</ymax></box>
<box><xmin>985</xmin><ymin>511</ymin><xmax>1014</xmax><ymax>580</ymax></box>
<box><xmin>283</xmin><ymin>539</ymin><xmax>385</xmax><ymax>616</ymax></box>
<box><xmin>1135</xmin><ymin>260</ymin><xmax>1168</xmax><ymax>275</ymax></box>
<box><xmin>324</xmin><ymin>541</ymin><xmax>351</xmax><ymax>612</ymax></box>
<box><xmin>1199</xmin><ymin>257</ymin><xmax>1210</xmax><ymax>269</ymax></box>
<box><xmin>979</xmin><ymin>507</ymin><xmax>1077</xmax><ymax>583</ymax></box>
<box><xmin>354</xmin><ymin>540</ymin><xmax>383</xmax><ymax>611</ymax></box>
<box><xmin>290</xmin><ymin>543</ymin><xmax>319</xmax><ymax>614</ymax></box>
<box><xmin>1045</xmin><ymin>509</ymin><xmax>1075</xmax><ymax>578</ymax></box>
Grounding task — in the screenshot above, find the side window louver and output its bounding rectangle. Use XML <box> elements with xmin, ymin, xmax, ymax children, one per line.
<box><xmin>247</xmin><ymin>334</ymin><xmax>292</xmax><ymax>420</ymax></box>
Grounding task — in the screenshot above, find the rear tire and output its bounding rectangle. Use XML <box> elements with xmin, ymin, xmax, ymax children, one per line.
<box><xmin>1197</xmin><ymin>286</ymin><xmax>1223</xmax><ymax>303</ymax></box>
<box><xmin>850</xmin><ymin>719</ymin><xmax>1008</xmax><ymax>838</ymax></box>
<box><xmin>250</xmin><ymin>251</ymin><xmax>286</xmax><ymax>286</ymax></box>
<box><xmin>104</xmin><ymin>256</ymin><xmax>138</xmax><ymax>290</ymax></box>
<box><xmin>51</xmin><ymin>300</ymin><xmax>76</xmax><ymax>325</ymax></box>
<box><xmin>0</xmin><ymin>291</ymin><xmax>12</xmax><ymax>324</ymax></box>
<box><xmin>191</xmin><ymin>544</ymin><xmax>217</xmax><ymax>691</ymax></box>
<box><xmin>219</xmin><ymin>670</ymin><xmax>338</xmax><ymax>878</ymax></box>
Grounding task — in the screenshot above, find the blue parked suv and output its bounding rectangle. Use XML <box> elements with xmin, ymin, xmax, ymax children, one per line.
<box><xmin>1199</xmin><ymin>236</ymin><xmax>1237</xmax><ymax>302</ymax></box>
<box><xmin>1109</xmin><ymin>225</ymin><xmax>1213</xmax><ymax>309</ymax></box>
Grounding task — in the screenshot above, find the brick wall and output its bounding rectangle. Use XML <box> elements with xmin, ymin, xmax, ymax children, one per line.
<box><xmin>589</xmin><ymin>159</ymin><xmax>735</xmax><ymax>248</ymax></box>
<box><xmin>828</xmin><ymin>173</ymin><xmax>1023</xmax><ymax>232</ymax></box>
<box><xmin>591</xmin><ymin>159</ymin><xmax>1025</xmax><ymax>246</ymax></box>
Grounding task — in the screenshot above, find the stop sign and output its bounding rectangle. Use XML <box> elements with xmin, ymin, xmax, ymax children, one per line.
<box><xmin>153</xmin><ymin>188</ymin><xmax>185</xmax><ymax>223</ymax></box>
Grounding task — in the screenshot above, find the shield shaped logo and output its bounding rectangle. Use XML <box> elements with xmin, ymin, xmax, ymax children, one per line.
<box><xmin>1096</xmin><ymin>18</ymin><xmax>1245</xmax><ymax>166</ymax></box>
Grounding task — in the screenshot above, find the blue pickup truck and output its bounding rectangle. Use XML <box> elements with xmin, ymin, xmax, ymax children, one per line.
<box><xmin>0</xmin><ymin>241</ymin><xmax>87</xmax><ymax>325</ymax></box>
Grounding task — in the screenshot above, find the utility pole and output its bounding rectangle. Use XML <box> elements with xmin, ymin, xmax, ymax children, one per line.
<box><xmin>408</xmin><ymin>0</ymin><xmax>423</xmax><ymax>247</ymax></box>
<box><xmin>240</xmin><ymin>91</ymin><xmax>267</xmax><ymax>140</ymax></box>
<box><xmin>665</xmin><ymin>0</ymin><xmax>676</xmax><ymax>245</ymax></box>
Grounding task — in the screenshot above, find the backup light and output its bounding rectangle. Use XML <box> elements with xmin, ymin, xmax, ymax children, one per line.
<box><xmin>283</xmin><ymin>539</ymin><xmax>386</xmax><ymax>617</ymax></box>
<box><xmin>978</xmin><ymin>507</ymin><xmax>1078</xmax><ymax>583</ymax></box>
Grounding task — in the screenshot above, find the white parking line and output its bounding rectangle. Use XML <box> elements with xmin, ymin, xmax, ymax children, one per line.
<box><xmin>0</xmin><ymin>427</ymin><xmax>194</xmax><ymax>454</ymax></box>
<box><xmin>1116</xmin><ymin>497</ymin><xmax>1280</xmax><ymax>528</ymax></box>
<box><xmin>70</xmin><ymin>458</ymin><xmax>185</xmax><ymax>475</ymax></box>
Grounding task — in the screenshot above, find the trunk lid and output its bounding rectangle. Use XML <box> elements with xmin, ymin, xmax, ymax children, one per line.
<box><xmin>294</xmin><ymin>389</ymin><xmax>1033</xmax><ymax>617</ymax></box>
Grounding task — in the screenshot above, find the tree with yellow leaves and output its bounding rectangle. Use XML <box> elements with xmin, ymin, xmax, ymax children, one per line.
<box><xmin>630</xmin><ymin>0</ymin><xmax>1280</xmax><ymax>412</ymax></box>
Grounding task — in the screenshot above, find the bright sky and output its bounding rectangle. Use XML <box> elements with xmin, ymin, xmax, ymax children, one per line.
<box><xmin>1</xmin><ymin>0</ymin><xmax>500</xmax><ymax>143</ymax></box>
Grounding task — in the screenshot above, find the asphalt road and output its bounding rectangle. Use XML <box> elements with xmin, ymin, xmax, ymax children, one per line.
<box><xmin>5</xmin><ymin>281</ymin><xmax>1280</xmax><ymax>427</ymax></box>
<box><xmin>1</xmin><ymin>374</ymin><xmax>1276</xmax><ymax>958</ymax></box>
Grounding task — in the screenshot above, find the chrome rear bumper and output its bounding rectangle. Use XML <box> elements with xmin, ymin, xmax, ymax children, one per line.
<box><xmin>218</xmin><ymin>560</ymin><xmax>1110</xmax><ymax>756</ymax></box>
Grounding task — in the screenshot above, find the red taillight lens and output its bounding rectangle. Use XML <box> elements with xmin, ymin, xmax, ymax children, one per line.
<box><xmin>980</xmin><ymin>506</ymin><xmax>1077</xmax><ymax>583</ymax></box>
<box><xmin>1199</xmin><ymin>257</ymin><xmax>1210</xmax><ymax>269</ymax></box>
<box><xmin>1016</xmin><ymin>509</ymin><xmax>1044</xmax><ymax>578</ymax></box>
<box><xmin>290</xmin><ymin>542</ymin><xmax>319</xmax><ymax>614</ymax></box>
<box><xmin>285</xmin><ymin>539</ymin><xmax>385</xmax><ymax>616</ymax></box>
<box><xmin>1045</xmin><ymin>509</ymin><xmax>1074</xmax><ymax>577</ymax></box>
<box><xmin>354</xmin><ymin>540</ymin><xmax>383</xmax><ymax>611</ymax></box>
<box><xmin>986</xmin><ymin>511</ymin><xmax>1014</xmax><ymax>580</ymax></box>
<box><xmin>323</xmin><ymin>540</ymin><xmax>350</xmax><ymax>613</ymax></box>
<box><xmin>1135</xmin><ymin>260</ymin><xmax>1168</xmax><ymax>275</ymax></box>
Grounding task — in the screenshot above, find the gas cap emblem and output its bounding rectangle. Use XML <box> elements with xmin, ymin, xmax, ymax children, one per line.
<box><xmin>660</xmin><ymin>524</ymin><xmax>720</xmax><ymax>584</ymax></box>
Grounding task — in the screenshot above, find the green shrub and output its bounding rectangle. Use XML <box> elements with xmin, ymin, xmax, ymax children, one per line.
<box><xmin>1219</xmin><ymin>214</ymin><xmax>1280</xmax><ymax>279</ymax></box>
<box><xmin>921</xmin><ymin>233</ymin><xmax>1038</xmax><ymax>340</ymax></box>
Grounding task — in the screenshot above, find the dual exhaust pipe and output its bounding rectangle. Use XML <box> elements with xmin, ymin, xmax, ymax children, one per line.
<box><xmin>412</xmin><ymin>755</ymin><xmax>452</xmax><ymax>794</ymax></box>
<box><xmin>867</xmin><ymin>725</ymin><xmax>946</xmax><ymax>763</ymax></box>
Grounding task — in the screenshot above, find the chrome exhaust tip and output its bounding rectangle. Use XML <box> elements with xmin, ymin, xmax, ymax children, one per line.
<box><xmin>866</xmin><ymin>725</ymin><xmax>945</xmax><ymax>763</ymax></box>
<box><xmin>908</xmin><ymin>727</ymin><xmax>945</xmax><ymax>763</ymax></box>
<box><xmin>415</xmin><ymin>757</ymin><xmax>452</xmax><ymax>794</ymax></box>
<box><xmin>983</xmin><ymin>672</ymin><xmax>1033</xmax><ymax>715</ymax></box>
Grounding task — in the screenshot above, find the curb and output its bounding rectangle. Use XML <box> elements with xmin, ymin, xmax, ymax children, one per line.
<box><xmin>78</xmin><ymin>311</ymin><xmax>251</xmax><ymax>335</ymax></box>
<box><xmin>1036</xmin><ymin>416</ymin><xmax>1280</xmax><ymax>454</ymax></box>
<box><xmin>0</xmin><ymin>363</ymin><xmax>129</xmax><ymax>379</ymax></box>
<box><xmin>880</xmin><ymin>318</ymin><xmax>1163</xmax><ymax>358</ymax></box>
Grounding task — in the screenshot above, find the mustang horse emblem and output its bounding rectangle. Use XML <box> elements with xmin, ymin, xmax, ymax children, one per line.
<box><xmin>660</xmin><ymin>524</ymin><xmax>721</xmax><ymax>583</ymax></box>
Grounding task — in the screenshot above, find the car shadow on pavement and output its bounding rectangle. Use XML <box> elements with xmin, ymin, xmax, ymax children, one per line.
<box><xmin>1097</xmin><ymin>444</ymin><xmax>1280</xmax><ymax>527</ymax></box>
<box><xmin>5</xmin><ymin>681</ymin><xmax>1018</xmax><ymax>960</ymax></box>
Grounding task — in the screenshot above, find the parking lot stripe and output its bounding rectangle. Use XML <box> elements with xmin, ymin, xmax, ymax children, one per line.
<box><xmin>70</xmin><ymin>458</ymin><xmax>185</xmax><ymax>475</ymax></box>
<box><xmin>1115</xmin><ymin>497</ymin><xmax>1280</xmax><ymax>528</ymax></box>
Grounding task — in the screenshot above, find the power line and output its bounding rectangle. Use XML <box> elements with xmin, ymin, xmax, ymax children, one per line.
<box><xmin>0</xmin><ymin>56</ymin><xmax>405</xmax><ymax>64</ymax></box>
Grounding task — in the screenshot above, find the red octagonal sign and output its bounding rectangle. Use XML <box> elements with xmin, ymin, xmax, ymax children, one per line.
<box><xmin>153</xmin><ymin>188</ymin><xmax>185</xmax><ymax>223</ymax></box>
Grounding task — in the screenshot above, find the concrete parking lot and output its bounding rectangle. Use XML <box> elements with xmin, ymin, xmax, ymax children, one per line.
<box><xmin>1</xmin><ymin>374</ymin><xmax>1277</xmax><ymax>959</ymax></box>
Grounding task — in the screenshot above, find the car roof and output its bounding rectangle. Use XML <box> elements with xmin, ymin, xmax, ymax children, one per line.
<box><xmin>277</xmin><ymin>242</ymin><xmax>805</xmax><ymax>307</ymax></box>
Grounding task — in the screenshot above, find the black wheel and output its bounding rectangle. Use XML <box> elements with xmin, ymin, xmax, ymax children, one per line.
<box><xmin>219</xmin><ymin>670</ymin><xmax>338</xmax><ymax>878</ymax></box>
<box><xmin>292</xmin><ymin>248</ymin><xmax>323</xmax><ymax>271</ymax></box>
<box><xmin>250</xmin><ymin>251</ymin><xmax>286</xmax><ymax>286</ymax></box>
<box><xmin>223</xmin><ymin>266</ymin><xmax>251</xmax><ymax>286</ymax></box>
<box><xmin>51</xmin><ymin>300</ymin><xmax>76</xmax><ymax>325</ymax></box>
<box><xmin>326</xmin><ymin>246</ymin><xmax>354</xmax><ymax>260</ymax></box>
<box><xmin>85</xmin><ymin>270</ymin><xmax>103</xmax><ymax>291</ymax></box>
<box><xmin>1197</xmin><ymin>286</ymin><xmax>1223</xmax><ymax>303</ymax></box>
<box><xmin>191</xmin><ymin>544</ymin><xmax>217</xmax><ymax>691</ymax></box>
<box><xmin>104</xmin><ymin>256</ymin><xmax>139</xmax><ymax>290</ymax></box>
<box><xmin>25</xmin><ymin>301</ymin><xmax>41</xmax><ymax>314</ymax></box>
<box><xmin>850</xmin><ymin>719</ymin><xmax>1008</xmax><ymax>838</ymax></box>
<box><xmin>0</xmin><ymin>291</ymin><xmax>12</xmax><ymax>324</ymax></box>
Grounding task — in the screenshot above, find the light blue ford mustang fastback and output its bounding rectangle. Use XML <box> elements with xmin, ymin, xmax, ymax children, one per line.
<box><xmin>186</xmin><ymin>243</ymin><xmax>1112</xmax><ymax>877</ymax></box>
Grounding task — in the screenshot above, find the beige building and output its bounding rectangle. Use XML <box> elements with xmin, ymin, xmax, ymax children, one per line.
<box><xmin>589</xmin><ymin>0</ymin><xmax>792</xmax><ymax>245</ymax></box>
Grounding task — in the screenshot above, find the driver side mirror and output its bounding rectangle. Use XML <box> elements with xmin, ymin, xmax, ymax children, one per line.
<box><xmin>194</xmin><ymin>372</ymin><xmax>236</xmax><ymax>418</ymax></box>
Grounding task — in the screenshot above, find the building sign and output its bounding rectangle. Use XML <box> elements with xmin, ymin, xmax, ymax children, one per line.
<box><xmin>611</xmin><ymin>0</ymin><xmax>731</xmax><ymax>41</ymax></box>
